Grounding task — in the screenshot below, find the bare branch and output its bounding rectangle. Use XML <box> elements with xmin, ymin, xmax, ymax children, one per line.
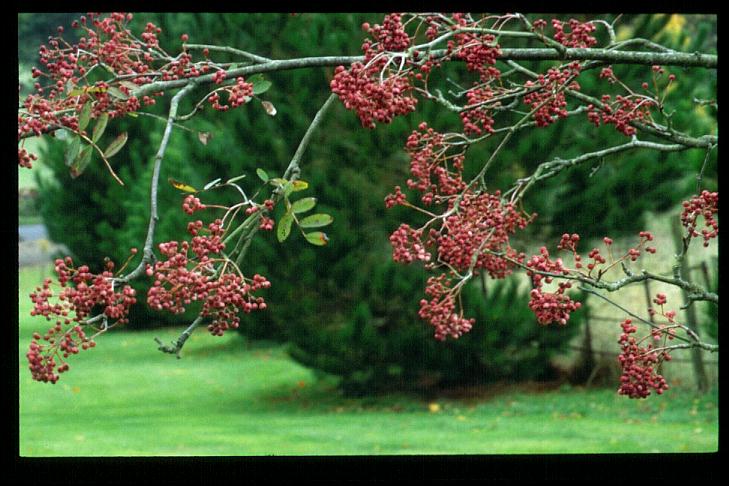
<box><xmin>154</xmin><ymin>316</ymin><xmax>204</xmax><ymax>358</ymax></box>
<box><xmin>184</xmin><ymin>43</ymin><xmax>272</xmax><ymax>63</ymax></box>
<box><xmin>120</xmin><ymin>81</ymin><xmax>198</xmax><ymax>282</ymax></box>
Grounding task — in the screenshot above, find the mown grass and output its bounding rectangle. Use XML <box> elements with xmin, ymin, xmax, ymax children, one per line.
<box><xmin>18</xmin><ymin>266</ymin><xmax>718</xmax><ymax>456</ymax></box>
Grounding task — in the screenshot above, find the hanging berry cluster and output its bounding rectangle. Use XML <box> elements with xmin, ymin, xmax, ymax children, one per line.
<box><xmin>147</xmin><ymin>216</ymin><xmax>271</xmax><ymax>337</ymax></box>
<box><xmin>681</xmin><ymin>190</ymin><xmax>719</xmax><ymax>247</ymax></box>
<box><xmin>27</xmin><ymin>256</ymin><xmax>137</xmax><ymax>383</ymax></box>
<box><xmin>617</xmin><ymin>318</ymin><xmax>670</xmax><ymax>398</ymax></box>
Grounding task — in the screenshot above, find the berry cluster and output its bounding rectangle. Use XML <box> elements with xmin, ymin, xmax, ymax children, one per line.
<box><xmin>18</xmin><ymin>147</ymin><xmax>38</xmax><ymax>169</ymax></box>
<box><xmin>208</xmin><ymin>76</ymin><xmax>254</xmax><ymax>111</ymax></box>
<box><xmin>362</xmin><ymin>13</ymin><xmax>411</xmax><ymax>52</ymax></box>
<box><xmin>680</xmin><ymin>190</ymin><xmax>719</xmax><ymax>247</ymax></box>
<box><xmin>27</xmin><ymin>256</ymin><xmax>137</xmax><ymax>383</ymax></box>
<box><xmin>18</xmin><ymin>12</ymin><xmax>226</xmax><ymax>167</ymax></box>
<box><xmin>586</xmin><ymin>94</ymin><xmax>655</xmax><ymax>136</ymax></box>
<box><xmin>384</xmin><ymin>185</ymin><xmax>407</xmax><ymax>209</ymax></box>
<box><xmin>557</xmin><ymin>233</ymin><xmax>610</xmax><ymax>272</ymax></box>
<box><xmin>331</xmin><ymin>14</ymin><xmax>417</xmax><ymax>128</ymax></box>
<box><xmin>551</xmin><ymin>19</ymin><xmax>598</xmax><ymax>48</ymax></box>
<box><xmin>147</xmin><ymin>218</ymin><xmax>270</xmax><ymax>335</ymax></box>
<box><xmin>460</xmin><ymin>87</ymin><xmax>497</xmax><ymax>136</ymax></box>
<box><xmin>182</xmin><ymin>194</ymin><xmax>206</xmax><ymax>215</ymax></box>
<box><xmin>259</xmin><ymin>216</ymin><xmax>275</xmax><ymax>231</ymax></box>
<box><xmin>523</xmin><ymin>63</ymin><xmax>582</xmax><ymax>127</ymax></box>
<box><xmin>449</xmin><ymin>14</ymin><xmax>501</xmax><ymax>82</ymax></box>
<box><xmin>525</xmin><ymin>246</ymin><xmax>582</xmax><ymax>325</ymax></box>
<box><xmin>437</xmin><ymin>190</ymin><xmax>532</xmax><ymax>278</ymax></box>
<box><xmin>400</xmin><ymin>123</ymin><xmax>466</xmax><ymax>205</ymax></box>
<box><xmin>389</xmin><ymin>223</ymin><xmax>431</xmax><ymax>263</ymax></box>
<box><xmin>418</xmin><ymin>274</ymin><xmax>475</xmax><ymax>340</ymax></box>
<box><xmin>20</xmin><ymin>14</ymin><xmax>159</xmax><ymax>153</ymax></box>
<box><xmin>617</xmin><ymin>319</ymin><xmax>670</xmax><ymax>398</ymax></box>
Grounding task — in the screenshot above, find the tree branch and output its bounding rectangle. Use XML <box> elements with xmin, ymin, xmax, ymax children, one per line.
<box><xmin>120</xmin><ymin>81</ymin><xmax>198</xmax><ymax>282</ymax></box>
<box><xmin>129</xmin><ymin>46</ymin><xmax>716</xmax><ymax>99</ymax></box>
<box><xmin>510</xmin><ymin>138</ymin><xmax>697</xmax><ymax>199</ymax></box>
<box><xmin>154</xmin><ymin>315</ymin><xmax>204</xmax><ymax>358</ymax></box>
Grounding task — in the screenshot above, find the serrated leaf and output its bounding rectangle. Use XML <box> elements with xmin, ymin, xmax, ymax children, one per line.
<box><xmin>70</xmin><ymin>145</ymin><xmax>93</xmax><ymax>178</ymax></box>
<box><xmin>107</xmin><ymin>86</ymin><xmax>129</xmax><ymax>100</ymax></box>
<box><xmin>103</xmin><ymin>132</ymin><xmax>127</xmax><ymax>158</ymax></box>
<box><xmin>225</xmin><ymin>174</ymin><xmax>246</xmax><ymax>184</ymax></box>
<box><xmin>291</xmin><ymin>180</ymin><xmax>309</xmax><ymax>192</ymax></box>
<box><xmin>299</xmin><ymin>213</ymin><xmax>333</xmax><ymax>228</ymax></box>
<box><xmin>197</xmin><ymin>131</ymin><xmax>212</xmax><ymax>145</ymax></box>
<box><xmin>304</xmin><ymin>231</ymin><xmax>329</xmax><ymax>246</ymax></box>
<box><xmin>261</xmin><ymin>100</ymin><xmax>277</xmax><ymax>116</ymax></box>
<box><xmin>168</xmin><ymin>178</ymin><xmax>198</xmax><ymax>193</ymax></box>
<box><xmin>277</xmin><ymin>212</ymin><xmax>294</xmax><ymax>243</ymax></box>
<box><xmin>64</xmin><ymin>135</ymin><xmax>81</xmax><ymax>167</ymax></box>
<box><xmin>68</xmin><ymin>88</ymin><xmax>85</xmax><ymax>97</ymax></box>
<box><xmin>92</xmin><ymin>113</ymin><xmax>109</xmax><ymax>143</ymax></box>
<box><xmin>256</xmin><ymin>168</ymin><xmax>269</xmax><ymax>182</ymax></box>
<box><xmin>78</xmin><ymin>102</ymin><xmax>92</xmax><ymax>132</ymax></box>
<box><xmin>203</xmin><ymin>178</ymin><xmax>222</xmax><ymax>190</ymax></box>
<box><xmin>291</xmin><ymin>197</ymin><xmax>317</xmax><ymax>214</ymax></box>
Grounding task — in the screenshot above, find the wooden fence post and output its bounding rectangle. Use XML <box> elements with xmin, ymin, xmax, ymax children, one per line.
<box><xmin>671</xmin><ymin>218</ymin><xmax>709</xmax><ymax>393</ymax></box>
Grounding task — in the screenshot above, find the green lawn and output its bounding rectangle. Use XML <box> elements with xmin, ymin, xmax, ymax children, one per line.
<box><xmin>18</xmin><ymin>266</ymin><xmax>718</xmax><ymax>456</ymax></box>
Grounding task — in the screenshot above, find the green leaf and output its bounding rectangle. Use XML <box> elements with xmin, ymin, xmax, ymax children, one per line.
<box><xmin>70</xmin><ymin>145</ymin><xmax>93</xmax><ymax>178</ymax></box>
<box><xmin>107</xmin><ymin>86</ymin><xmax>129</xmax><ymax>100</ymax></box>
<box><xmin>299</xmin><ymin>213</ymin><xmax>333</xmax><ymax>228</ymax></box>
<box><xmin>247</xmin><ymin>73</ymin><xmax>264</xmax><ymax>84</ymax></box>
<box><xmin>291</xmin><ymin>180</ymin><xmax>309</xmax><ymax>192</ymax></box>
<box><xmin>253</xmin><ymin>80</ymin><xmax>272</xmax><ymax>95</ymax></box>
<box><xmin>256</xmin><ymin>168</ymin><xmax>269</xmax><ymax>182</ymax></box>
<box><xmin>225</xmin><ymin>174</ymin><xmax>246</xmax><ymax>184</ymax></box>
<box><xmin>291</xmin><ymin>197</ymin><xmax>317</xmax><ymax>214</ymax></box>
<box><xmin>249</xmin><ymin>74</ymin><xmax>272</xmax><ymax>95</ymax></box>
<box><xmin>277</xmin><ymin>212</ymin><xmax>294</xmax><ymax>242</ymax></box>
<box><xmin>282</xmin><ymin>182</ymin><xmax>295</xmax><ymax>198</ymax></box>
<box><xmin>64</xmin><ymin>135</ymin><xmax>81</xmax><ymax>167</ymax></box>
<box><xmin>103</xmin><ymin>132</ymin><xmax>128</xmax><ymax>158</ymax></box>
<box><xmin>92</xmin><ymin>113</ymin><xmax>109</xmax><ymax>143</ymax></box>
<box><xmin>78</xmin><ymin>102</ymin><xmax>92</xmax><ymax>132</ymax></box>
<box><xmin>304</xmin><ymin>231</ymin><xmax>329</xmax><ymax>246</ymax></box>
